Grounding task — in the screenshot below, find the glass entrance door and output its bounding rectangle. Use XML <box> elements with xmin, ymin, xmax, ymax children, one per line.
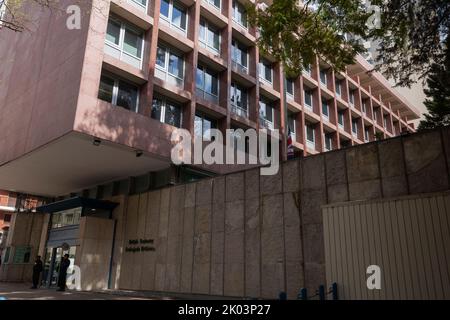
<box><xmin>43</xmin><ymin>246</ymin><xmax>77</xmax><ymax>288</ymax></box>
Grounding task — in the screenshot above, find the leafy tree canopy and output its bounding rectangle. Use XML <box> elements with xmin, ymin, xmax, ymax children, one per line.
<box><xmin>248</xmin><ymin>0</ymin><xmax>450</xmax><ymax>86</ymax></box>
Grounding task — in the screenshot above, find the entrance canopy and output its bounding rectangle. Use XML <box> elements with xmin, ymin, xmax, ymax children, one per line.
<box><xmin>36</xmin><ymin>197</ymin><xmax>118</xmax><ymax>215</ymax></box>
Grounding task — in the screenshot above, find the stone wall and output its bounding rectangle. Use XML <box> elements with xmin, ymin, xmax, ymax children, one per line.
<box><xmin>113</xmin><ymin>127</ymin><xmax>450</xmax><ymax>298</ymax></box>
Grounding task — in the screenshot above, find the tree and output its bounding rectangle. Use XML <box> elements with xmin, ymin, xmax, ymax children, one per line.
<box><xmin>418</xmin><ymin>38</ymin><xmax>450</xmax><ymax>130</ymax></box>
<box><xmin>247</xmin><ymin>0</ymin><xmax>373</xmax><ymax>78</ymax></box>
<box><xmin>248</xmin><ymin>0</ymin><xmax>450</xmax><ymax>86</ymax></box>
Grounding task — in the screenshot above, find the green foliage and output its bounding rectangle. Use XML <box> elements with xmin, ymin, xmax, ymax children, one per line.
<box><xmin>247</xmin><ymin>0</ymin><xmax>373</xmax><ymax>78</ymax></box>
<box><xmin>248</xmin><ymin>0</ymin><xmax>450</xmax><ymax>87</ymax></box>
<box><xmin>418</xmin><ymin>38</ymin><xmax>450</xmax><ymax>131</ymax></box>
<box><xmin>369</xmin><ymin>0</ymin><xmax>450</xmax><ymax>87</ymax></box>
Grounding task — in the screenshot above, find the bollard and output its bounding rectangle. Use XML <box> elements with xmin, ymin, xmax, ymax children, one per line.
<box><xmin>298</xmin><ymin>288</ymin><xmax>307</xmax><ymax>300</ymax></box>
<box><xmin>279</xmin><ymin>292</ymin><xmax>287</xmax><ymax>300</ymax></box>
<box><xmin>331</xmin><ymin>283</ymin><xmax>338</xmax><ymax>300</ymax></box>
<box><xmin>318</xmin><ymin>285</ymin><xmax>326</xmax><ymax>301</ymax></box>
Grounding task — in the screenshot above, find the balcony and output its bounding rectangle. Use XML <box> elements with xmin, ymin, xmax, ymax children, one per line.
<box><xmin>196</xmin><ymin>88</ymin><xmax>219</xmax><ymax>105</ymax></box>
<box><xmin>232</xmin><ymin>60</ymin><xmax>248</xmax><ymax>75</ymax></box>
<box><xmin>155</xmin><ymin>68</ymin><xmax>184</xmax><ymax>88</ymax></box>
<box><xmin>231</xmin><ymin>104</ymin><xmax>248</xmax><ymax>118</ymax></box>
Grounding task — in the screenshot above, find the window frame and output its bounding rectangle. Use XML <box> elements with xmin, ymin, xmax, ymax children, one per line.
<box><xmin>259</xmin><ymin>58</ymin><xmax>273</xmax><ymax>84</ymax></box>
<box><xmin>324</xmin><ymin>134</ymin><xmax>333</xmax><ymax>151</ymax></box>
<box><xmin>338</xmin><ymin>111</ymin><xmax>345</xmax><ymax>129</ymax></box>
<box><xmin>195</xmin><ymin>113</ymin><xmax>218</xmax><ymax>141</ymax></box>
<box><xmin>98</xmin><ymin>73</ymin><xmax>140</xmax><ymax>113</ymax></box>
<box><xmin>322</xmin><ymin>99</ymin><xmax>329</xmax><ymax>120</ymax></box>
<box><xmin>230</xmin><ymin>82</ymin><xmax>249</xmax><ymax>117</ymax></box>
<box><xmin>155</xmin><ymin>43</ymin><xmax>185</xmax><ymax>86</ymax></box>
<box><xmin>319</xmin><ymin>69</ymin><xmax>328</xmax><ymax>86</ymax></box>
<box><xmin>352</xmin><ymin>119</ymin><xmax>359</xmax><ymax>135</ymax></box>
<box><xmin>196</xmin><ymin>65</ymin><xmax>220</xmax><ymax>104</ymax></box>
<box><xmin>232</xmin><ymin>0</ymin><xmax>248</xmax><ymax>29</ymax></box>
<box><xmin>286</xmin><ymin>78</ymin><xmax>295</xmax><ymax>98</ymax></box>
<box><xmin>231</xmin><ymin>39</ymin><xmax>248</xmax><ymax>73</ymax></box>
<box><xmin>305</xmin><ymin>124</ymin><xmax>316</xmax><ymax>150</ymax></box>
<box><xmin>205</xmin><ymin>0</ymin><xmax>221</xmax><ymax>11</ymax></box>
<box><xmin>199</xmin><ymin>18</ymin><xmax>221</xmax><ymax>54</ymax></box>
<box><xmin>151</xmin><ymin>95</ymin><xmax>184</xmax><ymax>128</ymax></box>
<box><xmin>160</xmin><ymin>0</ymin><xmax>188</xmax><ymax>33</ymax></box>
<box><xmin>104</xmin><ymin>16</ymin><xmax>145</xmax><ymax>69</ymax></box>
<box><xmin>259</xmin><ymin>97</ymin><xmax>275</xmax><ymax>130</ymax></box>
<box><xmin>304</xmin><ymin>90</ymin><xmax>313</xmax><ymax>109</ymax></box>
<box><xmin>128</xmin><ymin>0</ymin><xmax>149</xmax><ymax>12</ymax></box>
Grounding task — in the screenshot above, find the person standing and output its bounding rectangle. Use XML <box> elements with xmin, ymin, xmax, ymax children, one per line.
<box><xmin>31</xmin><ymin>256</ymin><xmax>43</xmax><ymax>289</ymax></box>
<box><xmin>57</xmin><ymin>254</ymin><xmax>70</xmax><ymax>292</ymax></box>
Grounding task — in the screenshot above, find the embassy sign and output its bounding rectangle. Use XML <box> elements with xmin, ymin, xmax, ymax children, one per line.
<box><xmin>125</xmin><ymin>239</ymin><xmax>155</xmax><ymax>253</ymax></box>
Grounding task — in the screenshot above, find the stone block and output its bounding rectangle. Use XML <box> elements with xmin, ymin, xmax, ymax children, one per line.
<box><xmin>303</xmin><ymin>262</ymin><xmax>326</xmax><ymax>293</ymax></box>
<box><xmin>403</xmin><ymin>130</ymin><xmax>449</xmax><ymax>193</ymax></box>
<box><xmin>245</xmin><ymin>262</ymin><xmax>260</xmax><ymax>298</ymax></box>
<box><xmin>226</xmin><ymin>172</ymin><xmax>245</xmax><ymax>202</ymax></box>
<box><xmin>302</xmin><ymin>155</ymin><xmax>326</xmax><ymax>190</ymax></box>
<box><xmin>302</xmin><ymin>223</ymin><xmax>325</xmax><ymax>264</ymax></box>
<box><xmin>184</xmin><ymin>183</ymin><xmax>196</xmax><ymax>208</ymax></box>
<box><xmin>213</xmin><ymin>176</ymin><xmax>225</xmax><ymax>203</ymax></box>
<box><xmin>382</xmin><ymin>175</ymin><xmax>408</xmax><ymax>198</ymax></box>
<box><xmin>346</xmin><ymin>144</ymin><xmax>380</xmax><ymax>183</ymax></box>
<box><xmin>224</xmin><ymin>263</ymin><xmax>245</xmax><ymax>297</ymax></box>
<box><xmin>301</xmin><ymin>188</ymin><xmax>327</xmax><ymax>225</ymax></box>
<box><xmin>261</xmin><ymin>263</ymin><xmax>285</xmax><ymax>299</ymax></box>
<box><xmin>327</xmin><ymin>183</ymin><xmax>349</xmax><ymax>203</ymax></box>
<box><xmin>225</xmin><ymin>200</ymin><xmax>244</xmax><ymax>234</ymax></box>
<box><xmin>195</xmin><ymin>204</ymin><xmax>211</xmax><ymax>234</ymax></box>
<box><xmin>282</xmin><ymin>160</ymin><xmax>300</xmax><ymax>193</ymax></box>
<box><xmin>349</xmin><ymin>179</ymin><xmax>382</xmax><ymax>201</ymax></box>
<box><xmin>326</xmin><ymin>150</ymin><xmax>347</xmax><ymax>185</ymax></box>
<box><xmin>245</xmin><ymin>168</ymin><xmax>260</xmax><ymax>199</ymax></box>
<box><xmin>261</xmin><ymin>194</ymin><xmax>284</xmax><ymax>264</ymax></box>
<box><xmin>210</xmin><ymin>263</ymin><xmax>224</xmax><ymax>296</ymax></box>
<box><xmin>261</xmin><ymin>167</ymin><xmax>283</xmax><ymax>196</ymax></box>
<box><xmin>378</xmin><ymin>138</ymin><xmax>405</xmax><ymax>178</ymax></box>
<box><xmin>192</xmin><ymin>262</ymin><xmax>210</xmax><ymax>294</ymax></box>
<box><xmin>196</xmin><ymin>178</ymin><xmax>213</xmax><ymax>206</ymax></box>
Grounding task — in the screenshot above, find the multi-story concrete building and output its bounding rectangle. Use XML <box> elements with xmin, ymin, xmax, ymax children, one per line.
<box><xmin>0</xmin><ymin>0</ymin><xmax>431</xmax><ymax>298</ymax></box>
<box><xmin>0</xmin><ymin>0</ymin><xmax>420</xmax><ymax>198</ymax></box>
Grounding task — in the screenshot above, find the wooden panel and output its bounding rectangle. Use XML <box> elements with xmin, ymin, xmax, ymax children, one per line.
<box><xmin>323</xmin><ymin>192</ymin><xmax>450</xmax><ymax>300</ymax></box>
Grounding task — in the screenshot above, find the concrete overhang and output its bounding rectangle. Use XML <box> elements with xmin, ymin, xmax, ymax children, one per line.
<box><xmin>350</xmin><ymin>55</ymin><xmax>422</xmax><ymax>121</ymax></box>
<box><xmin>0</xmin><ymin>132</ymin><xmax>170</xmax><ymax>197</ymax></box>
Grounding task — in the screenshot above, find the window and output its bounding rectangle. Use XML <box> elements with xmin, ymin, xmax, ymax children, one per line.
<box><xmin>286</xmin><ymin>78</ymin><xmax>294</xmax><ymax>98</ymax></box>
<box><xmin>3</xmin><ymin>214</ymin><xmax>11</xmax><ymax>222</ymax></box>
<box><xmin>324</xmin><ymin>134</ymin><xmax>333</xmax><ymax>151</ymax></box>
<box><xmin>352</xmin><ymin>119</ymin><xmax>358</xmax><ymax>135</ymax></box>
<box><xmin>12</xmin><ymin>246</ymin><xmax>31</xmax><ymax>264</ymax></box>
<box><xmin>362</xmin><ymin>101</ymin><xmax>367</xmax><ymax>114</ymax></box>
<box><xmin>322</xmin><ymin>99</ymin><xmax>329</xmax><ymax>120</ymax></box>
<box><xmin>104</xmin><ymin>16</ymin><xmax>144</xmax><ymax>69</ymax></box>
<box><xmin>151</xmin><ymin>95</ymin><xmax>183</xmax><ymax>128</ymax></box>
<box><xmin>384</xmin><ymin>116</ymin><xmax>389</xmax><ymax>128</ymax></box>
<box><xmin>206</xmin><ymin>0</ymin><xmax>221</xmax><ymax>10</ymax></box>
<box><xmin>155</xmin><ymin>44</ymin><xmax>184</xmax><ymax>87</ymax></box>
<box><xmin>259</xmin><ymin>98</ymin><xmax>274</xmax><ymax>130</ymax></box>
<box><xmin>232</xmin><ymin>0</ymin><xmax>247</xmax><ymax>28</ymax></box>
<box><xmin>195</xmin><ymin>113</ymin><xmax>218</xmax><ymax>141</ymax></box>
<box><xmin>98</xmin><ymin>74</ymin><xmax>139</xmax><ymax>112</ymax></box>
<box><xmin>51</xmin><ymin>208</ymin><xmax>82</xmax><ymax>229</ymax></box>
<box><xmin>303</xmin><ymin>64</ymin><xmax>312</xmax><ymax>76</ymax></box>
<box><xmin>231</xmin><ymin>39</ymin><xmax>248</xmax><ymax>73</ymax></box>
<box><xmin>287</xmin><ymin>112</ymin><xmax>296</xmax><ymax>139</ymax></box>
<box><xmin>349</xmin><ymin>90</ymin><xmax>355</xmax><ymax>106</ymax></box>
<box><xmin>259</xmin><ymin>59</ymin><xmax>273</xmax><ymax>84</ymax></box>
<box><xmin>128</xmin><ymin>0</ymin><xmax>148</xmax><ymax>11</ymax></box>
<box><xmin>199</xmin><ymin>18</ymin><xmax>221</xmax><ymax>54</ymax></box>
<box><xmin>338</xmin><ymin>111</ymin><xmax>345</xmax><ymax>128</ymax></box>
<box><xmin>374</xmin><ymin>108</ymin><xmax>378</xmax><ymax>121</ymax></box>
<box><xmin>196</xmin><ymin>66</ymin><xmax>219</xmax><ymax>104</ymax></box>
<box><xmin>304</xmin><ymin>90</ymin><xmax>313</xmax><ymax>109</ymax></box>
<box><xmin>335</xmin><ymin>80</ymin><xmax>342</xmax><ymax>97</ymax></box>
<box><xmin>230</xmin><ymin>82</ymin><xmax>248</xmax><ymax>117</ymax></box>
<box><xmin>160</xmin><ymin>0</ymin><xmax>187</xmax><ymax>32</ymax></box>
<box><xmin>320</xmin><ymin>69</ymin><xmax>327</xmax><ymax>86</ymax></box>
<box><xmin>306</xmin><ymin>125</ymin><xmax>315</xmax><ymax>150</ymax></box>
<box><xmin>365</xmin><ymin>128</ymin><xmax>370</xmax><ymax>142</ymax></box>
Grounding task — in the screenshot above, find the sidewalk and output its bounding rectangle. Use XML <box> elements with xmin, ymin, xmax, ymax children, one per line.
<box><xmin>0</xmin><ymin>282</ymin><xmax>153</xmax><ymax>300</ymax></box>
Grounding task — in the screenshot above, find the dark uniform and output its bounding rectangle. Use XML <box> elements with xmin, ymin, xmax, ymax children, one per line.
<box><xmin>31</xmin><ymin>257</ymin><xmax>43</xmax><ymax>289</ymax></box>
<box><xmin>57</xmin><ymin>256</ymin><xmax>71</xmax><ymax>291</ymax></box>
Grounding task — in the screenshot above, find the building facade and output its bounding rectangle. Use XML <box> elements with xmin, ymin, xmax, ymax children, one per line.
<box><xmin>0</xmin><ymin>0</ymin><xmax>431</xmax><ymax>299</ymax></box>
<box><xmin>0</xmin><ymin>0</ymin><xmax>420</xmax><ymax>198</ymax></box>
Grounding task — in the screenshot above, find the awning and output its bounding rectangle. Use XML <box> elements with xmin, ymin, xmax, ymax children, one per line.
<box><xmin>36</xmin><ymin>197</ymin><xmax>118</xmax><ymax>214</ymax></box>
